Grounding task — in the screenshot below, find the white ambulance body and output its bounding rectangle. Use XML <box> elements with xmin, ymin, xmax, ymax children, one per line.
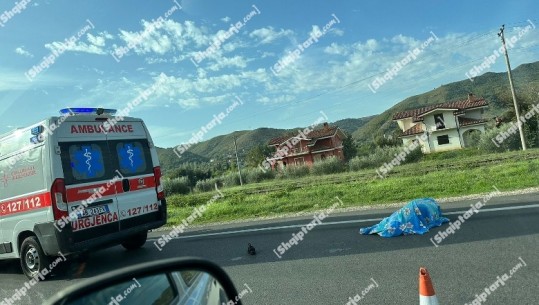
<box><xmin>0</xmin><ymin>108</ymin><xmax>167</xmax><ymax>278</ymax></box>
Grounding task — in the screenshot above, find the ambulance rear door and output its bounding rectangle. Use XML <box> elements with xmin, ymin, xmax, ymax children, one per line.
<box><xmin>104</xmin><ymin>119</ymin><xmax>161</xmax><ymax>232</ymax></box>
<box><xmin>55</xmin><ymin>117</ymin><xmax>122</xmax><ymax>243</ymax></box>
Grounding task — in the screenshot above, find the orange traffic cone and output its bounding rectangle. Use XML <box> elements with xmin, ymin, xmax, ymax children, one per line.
<box><xmin>419</xmin><ymin>267</ymin><xmax>439</xmax><ymax>305</ymax></box>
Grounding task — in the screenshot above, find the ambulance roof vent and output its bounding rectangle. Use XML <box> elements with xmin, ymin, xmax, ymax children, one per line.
<box><xmin>60</xmin><ymin>107</ymin><xmax>117</xmax><ymax>116</ymax></box>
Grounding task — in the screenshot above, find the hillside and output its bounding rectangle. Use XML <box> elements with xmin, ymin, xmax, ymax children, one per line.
<box><xmin>333</xmin><ymin>116</ymin><xmax>376</xmax><ymax>134</ymax></box>
<box><xmin>352</xmin><ymin>61</ymin><xmax>539</xmax><ymax>142</ymax></box>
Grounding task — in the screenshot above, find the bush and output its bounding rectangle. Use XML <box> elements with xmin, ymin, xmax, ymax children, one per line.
<box><xmin>405</xmin><ymin>145</ymin><xmax>424</xmax><ymax>163</ymax></box>
<box><xmin>349</xmin><ymin>145</ymin><xmax>423</xmax><ymax>171</ymax></box>
<box><xmin>244</xmin><ymin>168</ymin><xmax>275</xmax><ymax>184</ymax></box>
<box><xmin>163</xmin><ymin>176</ymin><xmax>191</xmax><ymax>195</ymax></box>
<box><xmin>478</xmin><ymin>124</ymin><xmax>522</xmax><ymax>152</ymax></box>
<box><xmin>195</xmin><ymin>178</ymin><xmax>222</xmax><ymax>193</ymax></box>
<box><xmin>222</xmin><ymin>172</ymin><xmax>244</xmax><ymax>187</ymax></box>
<box><xmin>311</xmin><ymin>157</ymin><xmax>346</xmax><ymax>175</ymax></box>
<box><xmin>349</xmin><ymin>147</ymin><xmax>397</xmax><ymax>171</ymax></box>
<box><xmin>348</xmin><ymin>156</ymin><xmax>373</xmax><ymax>171</ymax></box>
<box><xmin>276</xmin><ymin>164</ymin><xmax>310</xmax><ymax>179</ymax></box>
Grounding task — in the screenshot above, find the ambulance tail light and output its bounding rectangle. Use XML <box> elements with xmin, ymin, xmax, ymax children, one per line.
<box><xmin>51</xmin><ymin>178</ymin><xmax>68</xmax><ymax>220</ymax></box>
<box><xmin>153</xmin><ymin>166</ymin><xmax>165</xmax><ymax>200</ymax></box>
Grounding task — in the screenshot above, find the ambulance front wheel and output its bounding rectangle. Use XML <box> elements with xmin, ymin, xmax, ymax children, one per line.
<box><xmin>20</xmin><ymin>236</ymin><xmax>51</xmax><ymax>280</ymax></box>
<box><xmin>121</xmin><ymin>231</ymin><xmax>148</xmax><ymax>250</ymax></box>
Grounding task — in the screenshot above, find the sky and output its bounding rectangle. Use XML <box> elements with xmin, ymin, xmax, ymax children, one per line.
<box><xmin>1</xmin><ymin>0</ymin><xmax>538</xmax><ymax>148</ymax></box>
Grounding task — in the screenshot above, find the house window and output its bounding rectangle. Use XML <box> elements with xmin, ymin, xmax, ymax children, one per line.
<box><xmin>434</xmin><ymin>114</ymin><xmax>445</xmax><ymax>129</ymax></box>
<box><xmin>292</xmin><ymin>141</ymin><xmax>302</xmax><ymax>154</ymax></box>
<box><xmin>437</xmin><ymin>135</ymin><xmax>450</xmax><ymax>145</ymax></box>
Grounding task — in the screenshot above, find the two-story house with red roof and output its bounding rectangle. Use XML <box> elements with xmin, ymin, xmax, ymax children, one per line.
<box><xmin>267</xmin><ymin>123</ymin><xmax>345</xmax><ymax>168</ymax></box>
<box><xmin>392</xmin><ymin>94</ymin><xmax>489</xmax><ymax>153</ymax></box>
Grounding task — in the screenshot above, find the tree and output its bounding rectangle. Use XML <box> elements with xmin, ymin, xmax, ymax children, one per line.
<box><xmin>373</xmin><ymin>130</ymin><xmax>401</xmax><ymax>148</ymax></box>
<box><xmin>245</xmin><ymin>144</ymin><xmax>272</xmax><ymax>168</ymax></box>
<box><xmin>341</xmin><ymin>133</ymin><xmax>357</xmax><ymax>161</ymax></box>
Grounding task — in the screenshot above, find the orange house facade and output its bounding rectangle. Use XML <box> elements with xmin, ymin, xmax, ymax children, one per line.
<box><xmin>267</xmin><ymin>123</ymin><xmax>345</xmax><ymax>169</ymax></box>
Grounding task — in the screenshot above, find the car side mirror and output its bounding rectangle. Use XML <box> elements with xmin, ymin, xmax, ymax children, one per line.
<box><xmin>44</xmin><ymin>257</ymin><xmax>243</xmax><ymax>305</ymax></box>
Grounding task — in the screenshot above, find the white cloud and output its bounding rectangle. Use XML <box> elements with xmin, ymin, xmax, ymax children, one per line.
<box><xmin>324</xmin><ymin>43</ymin><xmax>349</xmax><ymax>55</ymax></box>
<box><xmin>206</xmin><ymin>55</ymin><xmax>249</xmax><ymax>71</ymax></box>
<box><xmin>257</xmin><ymin>95</ymin><xmax>295</xmax><ymax>104</ymax></box>
<box><xmin>45</xmin><ymin>41</ymin><xmax>106</xmax><ymax>54</ymax></box>
<box><xmin>390</xmin><ymin>34</ymin><xmax>417</xmax><ymax>45</ymax></box>
<box><xmin>75</xmin><ymin>68</ymin><xmax>269</xmax><ymax>111</ymax></box>
<box><xmin>14</xmin><ymin>46</ymin><xmax>33</xmax><ymax>58</ymax></box>
<box><xmin>309</xmin><ymin>25</ymin><xmax>323</xmax><ymax>38</ymax></box>
<box><xmin>332</xmin><ymin>28</ymin><xmax>345</xmax><ymax>36</ymax></box>
<box><xmin>86</xmin><ymin>31</ymin><xmax>113</xmax><ymax>47</ymax></box>
<box><xmin>249</xmin><ymin>27</ymin><xmax>294</xmax><ymax>44</ymax></box>
<box><xmin>117</xmin><ymin>19</ymin><xmax>210</xmax><ymax>56</ymax></box>
<box><xmin>221</xmin><ymin>16</ymin><xmax>231</xmax><ymax>22</ymax></box>
<box><xmin>260</xmin><ymin>51</ymin><xmax>275</xmax><ymax>58</ymax></box>
<box><xmin>44</xmin><ymin>31</ymin><xmax>113</xmax><ymax>55</ymax></box>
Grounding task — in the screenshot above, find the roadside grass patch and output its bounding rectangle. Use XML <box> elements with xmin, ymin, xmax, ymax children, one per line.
<box><xmin>164</xmin><ymin>149</ymin><xmax>539</xmax><ymax>227</ymax></box>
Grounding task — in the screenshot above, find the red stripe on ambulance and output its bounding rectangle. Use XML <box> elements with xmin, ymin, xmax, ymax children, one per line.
<box><xmin>66</xmin><ymin>182</ymin><xmax>118</xmax><ymax>202</ymax></box>
<box><xmin>0</xmin><ymin>192</ymin><xmax>52</xmax><ymax>216</ymax></box>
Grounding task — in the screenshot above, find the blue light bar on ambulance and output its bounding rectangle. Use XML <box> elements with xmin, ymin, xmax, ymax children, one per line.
<box><xmin>59</xmin><ymin>108</ymin><xmax>117</xmax><ymax>116</ymax></box>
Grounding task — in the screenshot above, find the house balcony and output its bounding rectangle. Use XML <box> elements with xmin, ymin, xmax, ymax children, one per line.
<box><xmin>285</xmin><ymin>147</ymin><xmax>309</xmax><ymax>157</ymax></box>
<box><xmin>426</xmin><ymin>124</ymin><xmax>456</xmax><ymax>133</ymax></box>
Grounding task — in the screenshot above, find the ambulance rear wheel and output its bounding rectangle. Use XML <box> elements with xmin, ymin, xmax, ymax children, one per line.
<box><xmin>121</xmin><ymin>231</ymin><xmax>148</xmax><ymax>250</ymax></box>
<box><xmin>20</xmin><ymin>236</ymin><xmax>51</xmax><ymax>280</ymax></box>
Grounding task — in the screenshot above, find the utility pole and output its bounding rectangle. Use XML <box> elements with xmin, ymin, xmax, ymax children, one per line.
<box><xmin>498</xmin><ymin>24</ymin><xmax>527</xmax><ymax>150</ymax></box>
<box><xmin>233</xmin><ymin>134</ymin><xmax>243</xmax><ymax>186</ymax></box>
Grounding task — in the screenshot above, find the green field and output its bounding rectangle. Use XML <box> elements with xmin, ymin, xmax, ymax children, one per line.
<box><xmin>164</xmin><ymin>149</ymin><xmax>539</xmax><ymax>228</ymax></box>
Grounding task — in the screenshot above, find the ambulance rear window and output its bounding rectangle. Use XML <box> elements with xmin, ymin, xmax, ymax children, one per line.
<box><xmin>60</xmin><ymin>141</ymin><xmax>111</xmax><ymax>184</ymax></box>
<box><xmin>112</xmin><ymin>140</ymin><xmax>153</xmax><ymax>176</ymax></box>
<box><xmin>60</xmin><ymin>139</ymin><xmax>152</xmax><ymax>184</ymax></box>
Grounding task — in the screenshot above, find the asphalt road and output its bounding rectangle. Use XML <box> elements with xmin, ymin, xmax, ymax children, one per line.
<box><xmin>1</xmin><ymin>192</ymin><xmax>538</xmax><ymax>304</ymax></box>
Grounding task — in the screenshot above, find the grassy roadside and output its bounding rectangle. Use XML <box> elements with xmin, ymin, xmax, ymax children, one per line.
<box><xmin>164</xmin><ymin>149</ymin><xmax>539</xmax><ymax>227</ymax></box>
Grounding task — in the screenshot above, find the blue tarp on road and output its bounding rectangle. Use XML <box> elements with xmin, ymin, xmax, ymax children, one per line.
<box><xmin>360</xmin><ymin>198</ymin><xmax>449</xmax><ymax>237</ymax></box>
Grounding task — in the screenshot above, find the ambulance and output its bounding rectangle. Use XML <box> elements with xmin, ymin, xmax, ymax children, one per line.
<box><xmin>0</xmin><ymin>108</ymin><xmax>167</xmax><ymax>279</ymax></box>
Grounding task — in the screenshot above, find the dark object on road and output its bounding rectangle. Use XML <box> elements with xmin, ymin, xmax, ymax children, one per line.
<box><xmin>247</xmin><ymin>243</ymin><xmax>256</xmax><ymax>255</ymax></box>
<box><xmin>360</xmin><ymin>198</ymin><xmax>449</xmax><ymax>237</ymax></box>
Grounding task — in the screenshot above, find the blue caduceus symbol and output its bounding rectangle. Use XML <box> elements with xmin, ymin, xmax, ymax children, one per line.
<box><xmin>73</xmin><ymin>145</ymin><xmax>104</xmax><ymax>178</ymax></box>
<box><xmin>119</xmin><ymin>143</ymin><xmax>143</xmax><ymax>172</ymax></box>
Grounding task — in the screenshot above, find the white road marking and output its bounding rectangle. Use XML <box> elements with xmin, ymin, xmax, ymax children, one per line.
<box><xmin>148</xmin><ymin>203</ymin><xmax>539</xmax><ymax>241</ymax></box>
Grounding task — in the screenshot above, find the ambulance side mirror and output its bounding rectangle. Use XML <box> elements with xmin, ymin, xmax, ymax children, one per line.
<box><xmin>44</xmin><ymin>257</ymin><xmax>243</xmax><ymax>305</ymax></box>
